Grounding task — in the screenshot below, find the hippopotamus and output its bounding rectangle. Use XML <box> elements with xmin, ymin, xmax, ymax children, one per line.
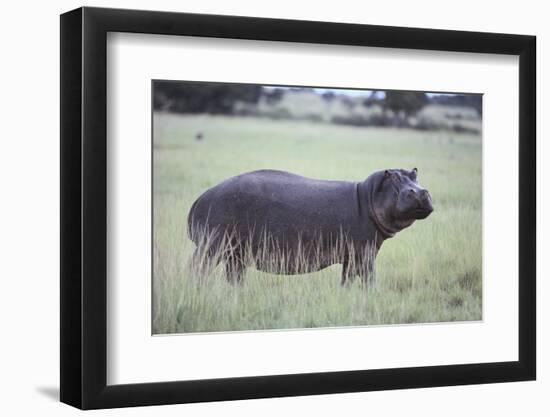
<box><xmin>187</xmin><ymin>168</ymin><xmax>433</xmax><ymax>286</ymax></box>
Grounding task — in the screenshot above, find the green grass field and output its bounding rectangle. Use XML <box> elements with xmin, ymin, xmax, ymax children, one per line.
<box><xmin>152</xmin><ymin>112</ymin><xmax>482</xmax><ymax>334</ymax></box>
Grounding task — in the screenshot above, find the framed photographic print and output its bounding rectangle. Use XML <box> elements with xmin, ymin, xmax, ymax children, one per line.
<box><xmin>60</xmin><ymin>6</ymin><xmax>536</xmax><ymax>409</ymax></box>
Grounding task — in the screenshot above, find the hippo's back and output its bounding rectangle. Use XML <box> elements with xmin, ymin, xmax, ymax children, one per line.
<box><xmin>188</xmin><ymin>170</ymin><xmax>359</xmax><ymax>246</ymax></box>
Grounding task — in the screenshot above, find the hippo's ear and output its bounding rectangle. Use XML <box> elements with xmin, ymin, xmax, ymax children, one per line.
<box><xmin>410</xmin><ymin>167</ymin><xmax>418</xmax><ymax>180</ymax></box>
<box><xmin>377</xmin><ymin>171</ymin><xmax>390</xmax><ymax>192</ymax></box>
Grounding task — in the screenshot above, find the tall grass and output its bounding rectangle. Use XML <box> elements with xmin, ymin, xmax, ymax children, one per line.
<box><xmin>152</xmin><ymin>113</ymin><xmax>482</xmax><ymax>334</ymax></box>
<box><xmin>187</xmin><ymin>221</ymin><xmax>378</xmax><ymax>283</ymax></box>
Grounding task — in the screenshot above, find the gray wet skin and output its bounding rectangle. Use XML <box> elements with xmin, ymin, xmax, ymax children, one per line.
<box><xmin>188</xmin><ymin>168</ymin><xmax>433</xmax><ymax>286</ymax></box>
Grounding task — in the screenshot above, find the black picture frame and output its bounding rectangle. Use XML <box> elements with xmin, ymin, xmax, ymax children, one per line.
<box><xmin>60</xmin><ymin>6</ymin><xmax>536</xmax><ymax>410</ymax></box>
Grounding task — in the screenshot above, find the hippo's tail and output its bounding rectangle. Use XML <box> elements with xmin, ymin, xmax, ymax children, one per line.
<box><xmin>187</xmin><ymin>198</ymin><xmax>200</xmax><ymax>243</ymax></box>
<box><xmin>187</xmin><ymin>196</ymin><xmax>216</xmax><ymax>246</ymax></box>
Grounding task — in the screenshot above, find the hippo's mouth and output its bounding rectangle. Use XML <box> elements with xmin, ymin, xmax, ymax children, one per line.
<box><xmin>411</xmin><ymin>205</ymin><xmax>433</xmax><ymax>219</ymax></box>
<box><xmin>413</xmin><ymin>210</ymin><xmax>431</xmax><ymax>219</ymax></box>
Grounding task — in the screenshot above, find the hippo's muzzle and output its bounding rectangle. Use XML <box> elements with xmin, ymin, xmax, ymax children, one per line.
<box><xmin>411</xmin><ymin>188</ymin><xmax>434</xmax><ymax>219</ymax></box>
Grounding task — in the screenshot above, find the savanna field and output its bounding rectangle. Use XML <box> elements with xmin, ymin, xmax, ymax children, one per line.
<box><xmin>152</xmin><ymin>112</ymin><xmax>482</xmax><ymax>334</ymax></box>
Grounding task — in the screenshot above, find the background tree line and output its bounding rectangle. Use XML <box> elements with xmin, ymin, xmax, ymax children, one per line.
<box><xmin>153</xmin><ymin>81</ymin><xmax>482</xmax><ymax>133</ymax></box>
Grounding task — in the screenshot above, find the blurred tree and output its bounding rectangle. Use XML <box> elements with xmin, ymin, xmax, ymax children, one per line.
<box><xmin>341</xmin><ymin>96</ymin><xmax>357</xmax><ymax>110</ymax></box>
<box><xmin>153</xmin><ymin>81</ymin><xmax>262</xmax><ymax>114</ymax></box>
<box><xmin>321</xmin><ymin>91</ymin><xmax>335</xmax><ymax>101</ymax></box>
<box><xmin>383</xmin><ymin>91</ymin><xmax>428</xmax><ymax>116</ymax></box>
<box><xmin>264</xmin><ymin>88</ymin><xmax>285</xmax><ymax>104</ymax></box>
<box><xmin>362</xmin><ymin>90</ymin><xmax>384</xmax><ymax>106</ymax></box>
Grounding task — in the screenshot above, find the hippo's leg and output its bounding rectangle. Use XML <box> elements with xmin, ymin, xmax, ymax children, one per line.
<box><xmin>359</xmin><ymin>256</ymin><xmax>376</xmax><ymax>288</ymax></box>
<box><xmin>366</xmin><ymin>260</ymin><xmax>376</xmax><ymax>286</ymax></box>
<box><xmin>355</xmin><ymin>247</ymin><xmax>376</xmax><ymax>289</ymax></box>
<box><xmin>189</xmin><ymin>247</ymin><xmax>219</xmax><ymax>284</ymax></box>
<box><xmin>340</xmin><ymin>256</ymin><xmax>356</xmax><ymax>287</ymax></box>
<box><xmin>225</xmin><ymin>254</ymin><xmax>245</xmax><ymax>285</ymax></box>
<box><xmin>340</xmin><ymin>259</ymin><xmax>349</xmax><ymax>286</ymax></box>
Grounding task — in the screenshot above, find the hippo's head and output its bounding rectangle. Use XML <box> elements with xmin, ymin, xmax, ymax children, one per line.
<box><xmin>365</xmin><ymin>168</ymin><xmax>433</xmax><ymax>238</ymax></box>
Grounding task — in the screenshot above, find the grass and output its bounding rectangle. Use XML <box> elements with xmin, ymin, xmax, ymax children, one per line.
<box><xmin>152</xmin><ymin>112</ymin><xmax>482</xmax><ymax>334</ymax></box>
